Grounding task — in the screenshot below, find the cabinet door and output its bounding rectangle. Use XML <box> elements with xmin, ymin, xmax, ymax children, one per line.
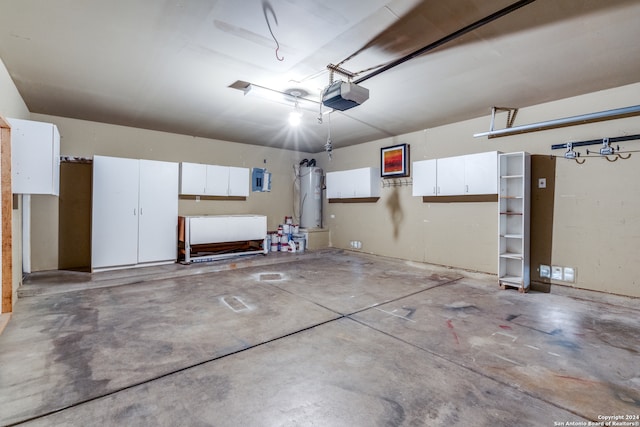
<box><xmin>351</xmin><ymin>168</ymin><xmax>369</xmax><ymax>197</ymax></box>
<box><xmin>325</xmin><ymin>171</ymin><xmax>343</xmax><ymax>198</ymax></box>
<box><xmin>205</xmin><ymin>165</ymin><xmax>230</xmax><ymax>196</ymax></box>
<box><xmin>52</xmin><ymin>125</ymin><xmax>60</xmax><ymax>196</ymax></box>
<box><xmin>138</xmin><ymin>160</ymin><xmax>179</xmax><ymax>263</ymax></box>
<box><xmin>365</xmin><ymin>167</ymin><xmax>381</xmax><ymax>197</ymax></box>
<box><xmin>465</xmin><ymin>151</ymin><xmax>497</xmax><ymax>194</ymax></box>
<box><xmin>228</xmin><ymin>166</ymin><xmax>249</xmax><ymax>197</ymax></box>
<box><xmin>9</xmin><ymin>118</ymin><xmax>60</xmax><ymax>195</ymax></box>
<box><xmin>412</xmin><ymin>159</ymin><xmax>437</xmax><ymax>196</ymax></box>
<box><xmin>179</xmin><ymin>162</ymin><xmax>206</xmax><ymax>195</ymax></box>
<box><xmin>91</xmin><ymin>156</ymin><xmax>139</xmax><ymax>269</ymax></box>
<box><xmin>436</xmin><ymin>156</ymin><xmax>465</xmax><ymax>195</ymax></box>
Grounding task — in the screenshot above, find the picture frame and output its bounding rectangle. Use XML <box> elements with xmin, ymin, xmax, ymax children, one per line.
<box><xmin>380</xmin><ymin>143</ymin><xmax>409</xmax><ymax>178</ymax></box>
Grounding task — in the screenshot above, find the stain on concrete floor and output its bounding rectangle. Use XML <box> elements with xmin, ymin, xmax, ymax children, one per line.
<box><xmin>1</xmin><ymin>250</ymin><xmax>638</xmax><ymax>426</ymax></box>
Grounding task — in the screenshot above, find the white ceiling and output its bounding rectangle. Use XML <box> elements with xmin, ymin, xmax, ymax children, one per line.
<box><xmin>1</xmin><ymin>0</ymin><xmax>639</xmax><ymax>153</ymax></box>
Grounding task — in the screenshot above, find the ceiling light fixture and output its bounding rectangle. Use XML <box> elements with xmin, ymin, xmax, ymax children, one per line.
<box><xmin>288</xmin><ymin>91</ymin><xmax>302</xmax><ymax>127</ymax></box>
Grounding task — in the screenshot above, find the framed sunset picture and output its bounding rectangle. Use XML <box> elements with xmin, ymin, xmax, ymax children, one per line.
<box><xmin>380</xmin><ymin>143</ymin><xmax>409</xmax><ymax>178</ymax></box>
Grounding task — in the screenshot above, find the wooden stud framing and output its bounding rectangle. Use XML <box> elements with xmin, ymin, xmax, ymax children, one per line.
<box><xmin>0</xmin><ymin>116</ymin><xmax>12</xmax><ymax>313</ymax></box>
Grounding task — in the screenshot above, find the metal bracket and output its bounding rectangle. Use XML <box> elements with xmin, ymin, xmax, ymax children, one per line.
<box><xmin>489</xmin><ymin>107</ymin><xmax>519</xmax><ymax>133</ymax></box>
<box><xmin>599</xmin><ymin>138</ymin><xmax>615</xmax><ymax>156</ymax></box>
<box><xmin>564</xmin><ymin>143</ymin><xmax>579</xmax><ymax>159</ymax></box>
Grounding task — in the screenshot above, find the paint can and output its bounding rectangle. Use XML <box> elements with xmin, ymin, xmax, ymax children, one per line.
<box><xmin>292</xmin><ymin>236</ymin><xmax>305</xmax><ymax>253</ymax></box>
<box><xmin>270</xmin><ymin>233</ymin><xmax>279</xmax><ymax>252</ymax></box>
<box><xmin>292</xmin><ymin>224</ymin><xmax>300</xmax><ymax>233</ymax></box>
<box><xmin>284</xmin><ymin>216</ymin><xmax>293</xmax><ymax>225</ymax></box>
<box><xmin>277</xmin><ymin>225</ymin><xmax>283</xmax><ymax>236</ymax></box>
<box><xmin>283</xmin><ymin>223</ymin><xmax>291</xmax><ymax>234</ymax></box>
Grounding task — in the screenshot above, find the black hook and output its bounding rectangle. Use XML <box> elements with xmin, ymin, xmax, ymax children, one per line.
<box><xmin>262</xmin><ymin>1</ymin><xmax>284</xmax><ymax>61</ymax></box>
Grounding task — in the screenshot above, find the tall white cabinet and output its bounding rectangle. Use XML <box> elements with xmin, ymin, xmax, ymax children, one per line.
<box><xmin>92</xmin><ymin>155</ymin><xmax>179</xmax><ymax>271</ymax></box>
<box><xmin>498</xmin><ymin>152</ymin><xmax>531</xmax><ymax>292</ymax></box>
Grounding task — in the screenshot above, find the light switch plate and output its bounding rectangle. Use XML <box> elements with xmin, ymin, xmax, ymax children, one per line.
<box><xmin>538</xmin><ymin>178</ymin><xmax>547</xmax><ymax>188</ymax></box>
<box><xmin>551</xmin><ymin>266</ymin><xmax>563</xmax><ymax>280</ymax></box>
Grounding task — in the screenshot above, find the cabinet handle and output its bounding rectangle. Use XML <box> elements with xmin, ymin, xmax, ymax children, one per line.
<box><xmin>133</xmin><ymin>208</ymin><xmax>136</xmax><ymax>216</ymax></box>
<box><xmin>140</xmin><ymin>208</ymin><xmax>143</xmax><ymax>215</ymax></box>
<box><xmin>433</xmin><ymin>186</ymin><xmax>436</xmax><ymax>195</ymax></box>
<box><xmin>465</xmin><ymin>184</ymin><xmax>469</xmax><ymax>193</ymax></box>
<box><xmin>437</xmin><ymin>186</ymin><xmax>440</xmax><ymax>194</ymax></box>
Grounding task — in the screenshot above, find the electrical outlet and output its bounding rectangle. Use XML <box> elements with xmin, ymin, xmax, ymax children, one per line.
<box><xmin>538</xmin><ymin>178</ymin><xmax>547</xmax><ymax>189</ymax></box>
<box><xmin>563</xmin><ymin>267</ymin><xmax>575</xmax><ymax>283</ymax></box>
<box><xmin>539</xmin><ymin>264</ymin><xmax>551</xmax><ymax>278</ymax></box>
<box><xmin>551</xmin><ymin>266</ymin><xmax>563</xmax><ymax>281</ymax></box>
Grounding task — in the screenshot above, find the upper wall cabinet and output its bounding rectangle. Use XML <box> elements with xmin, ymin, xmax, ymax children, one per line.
<box><xmin>464</xmin><ymin>151</ymin><xmax>499</xmax><ymax>195</ymax></box>
<box><xmin>436</xmin><ymin>155</ymin><xmax>466</xmax><ymax>196</ymax></box>
<box><xmin>412</xmin><ymin>151</ymin><xmax>499</xmax><ymax>197</ymax></box>
<box><xmin>326</xmin><ymin>167</ymin><xmax>380</xmax><ymax>200</ymax></box>
<box><xmin>180</xmin><ymin>162</ymin><xmax>249</xmax><ymax>197</ymax></box>
<box><xmin>9</xmin><ymin>118</ymin><xmax>60</xmax><ymax>196</ymax></box>
<box><xmin>412</xmin><ymin>159</ymin><xmax>437</xmax><ymax>196</ymax></box>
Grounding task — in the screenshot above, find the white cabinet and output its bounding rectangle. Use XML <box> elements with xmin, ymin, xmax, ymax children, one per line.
<box><xmin>8</xmin><ymin>118</ymin><xmax>60</xmax><ymax>195</ymax></box>
<box><xmin>326</xmin><ymin>167</ymin><xmax>380</xmax><ymax>199</ymax></box>
<box><xmin>179</xmin><ymin>162</ymin><xmax>207</xmax><ymax>194</ymax></box>
<box><xmin>412</xmin><ymin>151</ymin><xmax>498</xmax><ymax>197</ymax></box>
<box><xmin>325</xmin><ymin>170</ymin><xmax>345</xmax><ymax>199</ymax></box>
<box><xmin>180</xmin><ymin>162</ymin><xmax>249</xmax><ymax>197</ymax></box>
<box><xmin>205</xmin><ymin>165</ymin><xmax>230</xmax><ymax>195</ymax></box>
<box><xmin>464</xmin><ymin>151</ymin><xmax>498</xmax><ymax>195</ymax></box>
<box><xmin>228</xmin><ymin>166</ymin><xmax>250</xmax><ymax>197</ymax></box>
<box><xmin>138</xmin><ymin>160</ymin><xmax>180</xmax><ymax>263</ymax></box>
<box><xmin>92</xmin><ymin>155</ymin><xmax>179</xmax><ymax>271</ymax></box>
<box><xmin>498</xmin><ymin>152</ymin><xmax>530</xmax><ymax>292</ymax></box>
<box><xmin>436</xmin><ymin>155</ymin><xmax>465</xmax><ymax>196</ymax></box>
<box><xmin>412</xmin><ymin>159</ymin><xmax>437</xmax><ymax>196</ymax></box>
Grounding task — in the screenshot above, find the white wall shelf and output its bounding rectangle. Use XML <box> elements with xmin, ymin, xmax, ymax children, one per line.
<box><xmin>498</xmin><ymin>152</ymin><xmax>531</xmax><ymax>292</ymax></box>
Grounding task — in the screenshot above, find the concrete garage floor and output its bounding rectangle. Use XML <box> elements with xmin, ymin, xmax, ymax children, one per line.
<box><xmin>0</xmin><ymin>250</ymin><xmax>638</xmax><ymax>426</ymax></box>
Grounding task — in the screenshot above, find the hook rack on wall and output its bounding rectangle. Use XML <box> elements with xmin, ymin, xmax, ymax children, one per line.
<box><xmin>381</xmin><ymin>178</ymin><xmax>412</xmax><ymax>188</ymax></box>
<box><xmin>550</xmin><ymin>133</ymin><xmax>640</xmax><ymax>164</ymax></box>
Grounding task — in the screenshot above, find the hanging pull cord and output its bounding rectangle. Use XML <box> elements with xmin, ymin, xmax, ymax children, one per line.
<box><xmin>262</xmin><ymin>1</ymin><xmax>284</xmax><ymax>61</ymax></box>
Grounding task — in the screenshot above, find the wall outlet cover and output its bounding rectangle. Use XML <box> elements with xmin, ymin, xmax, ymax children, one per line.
<box><xmin>551</xmin><ymin>266</ymin><xmax>563</xmax><ymax>280</ymax></box>
<box><xmin>563</xmin><ymin>267</ymin><xmax>575</xmax><ymax>283</ymax></box>
<box><xmin>538</xmin><ymin>178</ymin><xmax>547</xmax><ymax>188</ymax></box>
<box><xmin>540</xmin><ymin>264</ymin><xmax>551</xmax><ymax>278</ymax></box>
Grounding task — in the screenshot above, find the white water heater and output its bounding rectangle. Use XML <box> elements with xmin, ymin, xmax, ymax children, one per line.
<box><xmin>299</xmin><ymin>166</ymin><xmax>323</xmax><ymax>229</ymax></box>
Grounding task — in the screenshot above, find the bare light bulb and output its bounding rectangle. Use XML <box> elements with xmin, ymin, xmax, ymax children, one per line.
<box><xmin>289</xmin><ymin>110</ymin><xmax>302</xmax><ymax>126</ymax></box>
